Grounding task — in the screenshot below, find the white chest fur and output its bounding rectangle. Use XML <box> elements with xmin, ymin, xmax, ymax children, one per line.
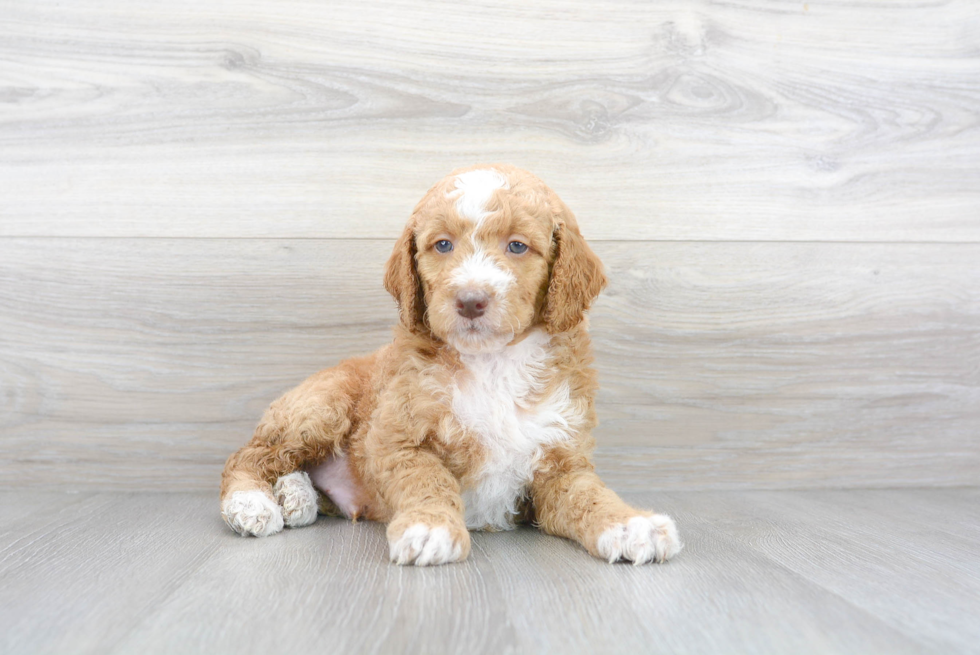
<box><xmin>451</xmin><ymin>329</ymin><xmax>580</xmax><ymax>531</ymax></box>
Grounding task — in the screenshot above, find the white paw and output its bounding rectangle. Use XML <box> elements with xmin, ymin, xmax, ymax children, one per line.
<box><xmin>273</xmin><ymin>471</ymin><xmax>319</xmax><ymax>528</ymax></box>
<box><xmin>221</xmin><ymin>490</ymin><xmax>284</xmax><ymax>537</ymax></box>
<box><xmin>596</xmin><ymin>514</ymin><xmax>682</xmax><ymax>565</ymax></box>
<box><xmin>389</xmin><ymin>524</ymin><xmax>464</xmax><ymax>567</ymax></box>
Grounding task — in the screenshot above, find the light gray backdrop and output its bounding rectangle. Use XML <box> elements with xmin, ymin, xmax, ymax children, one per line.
<box><xmin>1</xmin><ymin>0</ymin><xmax>978</xmax><ymax>491</ymax></box>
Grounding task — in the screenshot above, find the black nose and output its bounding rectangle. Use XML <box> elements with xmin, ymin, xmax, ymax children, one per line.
<box><xmin>455</xmin><ymin>290</ymin><xmax>489</xmax><ymax>319</ymax></box>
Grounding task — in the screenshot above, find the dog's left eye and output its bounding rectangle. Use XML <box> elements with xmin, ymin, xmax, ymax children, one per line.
<box><xmin>507</xmin><ymin>241</ymin><xmax>528</xmax><ymax>254</ymax></box>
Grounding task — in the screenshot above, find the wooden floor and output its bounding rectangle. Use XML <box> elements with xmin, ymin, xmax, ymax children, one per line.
<box><xmin>2</xmin><ymin>489</ymin><xmax>978</xmax><ymax>654</ymax></box>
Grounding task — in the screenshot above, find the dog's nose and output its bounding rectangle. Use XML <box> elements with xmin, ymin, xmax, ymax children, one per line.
<box><xmin>455</xmin><ymin>290</ymin><xmax>489</xmax><ymax>319</ymax></box>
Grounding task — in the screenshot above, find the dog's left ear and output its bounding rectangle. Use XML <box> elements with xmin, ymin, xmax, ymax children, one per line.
<box><xmin>542</xmin><ymin>202</ymin><xmax>607</xmax><ymax>334</ymax></box>
<box><xmin>383</xmin><ymin>222</ymin><xmax>426</xmax><ymax>332</ymax></box>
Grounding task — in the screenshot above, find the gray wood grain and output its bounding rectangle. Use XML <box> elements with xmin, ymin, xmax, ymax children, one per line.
<box><xmin>0</xmin><ymin>493</ymin><xmax>224</xmax><ymax>654</ymax></box>
<box><xmin>1</xmin><ymin>0</ymin><xmax>979</xmax><ymax>495</ymax></box>
<box><xmin>678</xmin><ymin>490</ymin><xmax>980</xmax><ymax>653</ymax></box>
<box><xmin>470</xmin><ymin>495</ymin><xmax>922</xmax><ymax>655</ymax></box>
<box><xmin>3</xmin><ymin>490</ymin><xmax>976</xmax><ymax>654</ymax></box>
<box><xmin>830</xmin><ymin>489</ymin><xmax>980</xmax><ymax>542</ymax></box>
<box><xmin>1</xmin><ymin>0</ymin><xmax>978</xmax><ymax>240</ymax></box>
<box><xmin>2</xmin><ymin>238</ymin><xmax>978</xmax><ymax>491</ymax></box>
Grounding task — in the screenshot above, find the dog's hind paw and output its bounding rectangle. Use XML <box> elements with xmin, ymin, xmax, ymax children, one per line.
<box><xmin>274</xmin><ymin>471</ymin><xmax>319</xmax><ymax>528</ymax></box>
<box><xmin>222</xmin><ymin>490</ymin><xmax>285</xmax><ymax>537</ymax></box>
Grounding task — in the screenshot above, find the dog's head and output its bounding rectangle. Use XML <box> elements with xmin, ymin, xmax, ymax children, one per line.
<box><xmin>384</xmin><ymin>164</ymin><xmax>606</xmax><ymax>354</ymax></box>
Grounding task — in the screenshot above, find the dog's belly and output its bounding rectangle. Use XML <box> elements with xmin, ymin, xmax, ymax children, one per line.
<box><xmin>306</xmin><ymin>453</ymin><xmax>373</xmax><ymax>520</ymax></box>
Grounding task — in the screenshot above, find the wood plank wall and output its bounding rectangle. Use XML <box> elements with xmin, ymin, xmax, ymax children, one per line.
<box><xmin>1</xmin><ymin>0</ymin><xmax>978</xmax><ymax>491</ymax></box>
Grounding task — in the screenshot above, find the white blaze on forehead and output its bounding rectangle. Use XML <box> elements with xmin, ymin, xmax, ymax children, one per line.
<box><xmin>448</xmin><ymin>169</ymin><xmax>510</xmax><ymax>226</ymax></box>
<box><xmin>452</xmin><ymin>250</ymin><xmax>515</xmax><ymax>293</ymax></box>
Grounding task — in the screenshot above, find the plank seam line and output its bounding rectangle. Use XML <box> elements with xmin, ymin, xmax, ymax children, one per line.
<box><xmin>675</xmin><ymin>498</ymin><xmax>946</xmax><ymax>651</ymax></box>
<box><xmin>101</xmin><ymin>534</ymin><xmax>224</xmax><ymax>652</ymax></box>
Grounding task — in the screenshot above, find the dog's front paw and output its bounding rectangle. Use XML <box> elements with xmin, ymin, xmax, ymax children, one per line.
<box><xmin>387</xmin><ymin>520</ymin><xmax>470</xmax><ymax>566</ymax></box>
<box><xmin>222</xmin><ymin>490</ymin><xmax>285</xmax><ymax>537</ymax></box>
<box><xmin>274</xmin><ymin>471</ymin><xmax>318</xmax><ymax>528</ymax></box>
<box><xmin>597</xmin><ymin>514</ymin><xmax>682</xmax><ymax>565</ymax></box>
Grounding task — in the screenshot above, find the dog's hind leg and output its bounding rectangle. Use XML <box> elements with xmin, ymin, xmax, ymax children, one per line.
<box><xmin>220</xmin><ymin>366</ymin><xmax>358</xmax><ymax>537</ymax></box>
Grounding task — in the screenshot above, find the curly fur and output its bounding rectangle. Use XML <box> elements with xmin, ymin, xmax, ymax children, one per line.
<box><xmin>220</xmin><ymin>163</ymin><xmax>682</xmax><ymax>566</ymax></box>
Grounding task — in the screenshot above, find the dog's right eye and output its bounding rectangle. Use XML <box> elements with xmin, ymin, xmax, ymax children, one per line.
<box><xmin>434</xmin><ymin>240</ymin><xmax>454</xmax><ymax>253</ymax></box>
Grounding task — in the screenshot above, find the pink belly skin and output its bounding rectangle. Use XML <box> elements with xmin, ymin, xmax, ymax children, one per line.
<box><xmin>306</xmin><ymin>453</ymin><xmax>371</xmax><ymax>520</ymax></box>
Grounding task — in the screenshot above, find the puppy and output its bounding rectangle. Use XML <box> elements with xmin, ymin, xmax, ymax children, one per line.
<box><xmin>220</xmin><ymin>164</ymin><xmax>682</xmax><ymax>566</ymax></box>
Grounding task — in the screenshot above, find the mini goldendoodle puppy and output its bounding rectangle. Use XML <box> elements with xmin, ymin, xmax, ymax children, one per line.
<box><xmin>220</xmin><ymin>164</ymin><xmax>682</xmax><ymax>566</ymax></box>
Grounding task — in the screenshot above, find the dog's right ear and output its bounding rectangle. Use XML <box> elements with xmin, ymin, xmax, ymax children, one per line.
<box><xmin>383</xmin><ymin>222</ymin><xmax>426</xmax><ymax>332</ymax></box>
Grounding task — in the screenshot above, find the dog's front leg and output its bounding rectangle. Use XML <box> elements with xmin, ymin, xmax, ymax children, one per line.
<box><xmin>364</xmin><ymin>426</ymin><xmax>470</xmax><ymax>566</ymax></box>
<box><xmin>531</xmin><ymin>457</ymin><xmax>682</xmax><ymax>565</ymax></box>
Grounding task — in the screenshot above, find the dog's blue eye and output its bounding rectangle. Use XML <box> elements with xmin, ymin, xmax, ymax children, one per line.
<box><xmin>507</xmin><ymin>241</ymin><xmax>528</xmax><ymax>254</ymax></box>
<box><xmin>435</xmin><ymin>240</ymin><xmax>453</xmax><ymax>253</ymax></box>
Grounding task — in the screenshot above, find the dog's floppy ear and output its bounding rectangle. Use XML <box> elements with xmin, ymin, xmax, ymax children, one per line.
<box><xmin>383</xmin><ymin>222</ymin><xmax>426</xmax><ymax>332</ymax></box>
<box><xmin>542</xmin><ymin>205</ymin><xmax>607</xmax><ymax>334</ymax></box>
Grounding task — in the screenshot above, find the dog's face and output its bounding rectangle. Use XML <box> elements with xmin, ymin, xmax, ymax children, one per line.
<box><xmin>385</xmin><ymin>164</ymin><xmax>606</xmax><ymax>353</ymax></box>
